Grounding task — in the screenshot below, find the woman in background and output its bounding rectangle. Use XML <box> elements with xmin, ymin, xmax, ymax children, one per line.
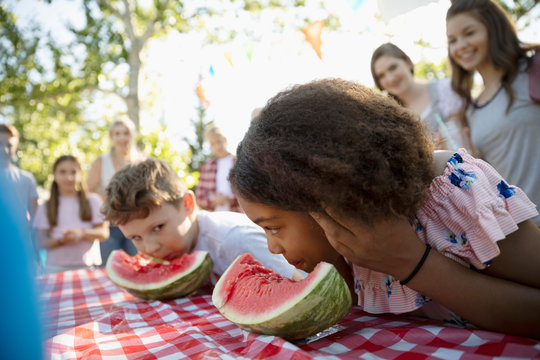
<box><xmin>87</xmin><ymin>116</ymin><xmax>143</xmax><ymax>262</ymax></box>
<box><xmin>371</xmin><ymin>42</ymin><xmax>468</xmax><ymax>151</ymax></box>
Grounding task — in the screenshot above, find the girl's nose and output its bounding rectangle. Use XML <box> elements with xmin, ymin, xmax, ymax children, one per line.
<box><xmin>455</xmin><ymin>36</ymin><xmax>467</xmax><ymax>50</ymax></box>
<box><xmin>266</xmin><ymin>237</ymin><xmax>284</xmax><ymax>255</ymax></box>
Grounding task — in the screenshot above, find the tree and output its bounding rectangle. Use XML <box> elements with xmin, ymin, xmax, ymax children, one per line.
<box><xmin>1</xmin><ymin>3</ymin><xmax>100</xmax><ymax>185</ymax></box>
<box><xmin>184</xmin><ymin>103</ymin><xmax>213</xmax><ymax>174</ymax></box>
<box><xmin>1</xmin><ymin>0</ymin><xmax>321</xmax><ymax>186</ymax></box>
<box><xmin>494</xmin><ymin>0</ymin><xmax>540</xmax><ymax>25</ymax></box>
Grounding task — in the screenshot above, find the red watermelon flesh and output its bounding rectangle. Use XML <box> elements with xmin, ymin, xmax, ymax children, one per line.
<box><xmin>111</xmin><ymin>252</ymin><xmax>199</xmax><ymax>283</ymax></box>
<box><xmin>212</xmin><ymin>253</ymin><xmax>352</xmax><ymax>340</ymax></box>
<box><xmin>216</xmin><ymin>255</ymin><xmax>311</xmax><ymax>316</ymax></box>
<box><xmin>106</xmin><ymin>249</ymin><xmax>213</xmax><ymax>300</ymax></box>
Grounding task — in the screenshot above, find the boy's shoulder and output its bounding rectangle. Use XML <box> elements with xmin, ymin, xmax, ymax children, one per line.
<box><xmin>198</xmin><ymin>210</ymin><xmax>257</xmax><ymax>230</ymax></box>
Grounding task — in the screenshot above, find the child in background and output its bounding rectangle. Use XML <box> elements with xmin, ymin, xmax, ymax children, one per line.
<box><xmin>0</xmin><ymin>124</ymin><xmax>38</xmax><ymax>221</ymax></box>
<box><xmin>33</xmin><ymin>155</ymin><xmax>109</xmax><ymax>274</ymax></box>
<box><xmin>446</xmin><ymin>0</ymin><xmax>540</xmax><ymax>227</ymax></box>
<box><xmin>228</xmin><ymin>78</ymin><xmax>540</xmax><ymax>339</ymax></box>
<box><xmin>196</xmin><ymin>124</ymin><xmax>241</xmax><ymax>212</ymax></box>
<box><xmin>101</xmin><ymin>157</ymin><xmax>300</xmax><ymax>279</ymax></box>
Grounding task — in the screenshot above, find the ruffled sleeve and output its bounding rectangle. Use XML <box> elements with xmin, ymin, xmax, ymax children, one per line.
<box><xmin>350</xmin><ymin>149</ymin><xmax>538</xmax><ymax>316</ymax></box>
<box><xmin>417</xmin><ymin>149</ymin><xmax>538</xmax><ymax>269</ymax></box>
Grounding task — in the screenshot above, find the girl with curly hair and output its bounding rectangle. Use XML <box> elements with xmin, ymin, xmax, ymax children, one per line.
<box><xmin>446</xmin><ymin>0</ymin><xmax>540</xmax><ymax>226</ymax></box>
<box><xmin>229</xmin><ymin>78</ymin><xmax>540</xmax><ymax>339</ymax></box>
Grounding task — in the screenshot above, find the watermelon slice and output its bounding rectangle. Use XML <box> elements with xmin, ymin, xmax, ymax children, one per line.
<box><xmin>212</xmin><ymin>253</ymin><xmax>352</xmax><ymax>340</ymax></box>
<box><xmin>106</xmin><ymin>249</ymin><xmax>213</xmax><ymax>300</ymax></box>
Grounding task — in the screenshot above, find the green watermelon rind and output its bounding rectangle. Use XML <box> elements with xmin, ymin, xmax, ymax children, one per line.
<box><xmin>212</xmin><ymin>260</ymin><xmax>352</xmax><ymax>340</ymax></box>
<box><xmin>106</xmin><ymin>250</ymin><xmax>213</xmax><ymax>301</ymax></box>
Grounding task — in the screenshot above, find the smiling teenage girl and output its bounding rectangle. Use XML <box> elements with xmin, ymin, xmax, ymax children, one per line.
<box><xmin>446</xmin><ymin>0</ymin><xmax>540</xmax><ymax>226</ymax></box>
<box><xmin>371</xmin><ymin>43</ymin><xmax>467</xmax><ymax>150</ymax></box>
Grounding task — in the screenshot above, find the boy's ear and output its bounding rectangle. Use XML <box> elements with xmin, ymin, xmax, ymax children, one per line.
<box><xmin>183</xmin><ymin>191</ymin><xmax>196</xmax><ymax>215</ymax></box>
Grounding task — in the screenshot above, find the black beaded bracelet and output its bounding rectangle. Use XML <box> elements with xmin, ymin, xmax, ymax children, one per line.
<box><xmin>399</xmin><ymin>244</ymin><xmax>432</xmax><ymax>285</ymax></box>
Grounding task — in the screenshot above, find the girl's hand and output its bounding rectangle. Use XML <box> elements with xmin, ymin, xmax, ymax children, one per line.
<box><xmin>310</xmin><ymin>208</ymin><xmax>426</xmax><ymax>280</ymax></box>
<box><xmin>434</xmin><ymin>132</ymin><xmax>448</xmax><ymax>150</ymax></box>
<box><xmin>62</xmin><ymin>229</ymin><xmax>83</xmax><ymax>243</ymax></box>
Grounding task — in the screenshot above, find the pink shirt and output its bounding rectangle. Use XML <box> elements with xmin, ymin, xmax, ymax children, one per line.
<box><xmin>350</xmin><ymin>149</ymin><xmax>538</xmax><ymax>324</ymax></box>
<box><xmin>33</xmin><ymin>193</ymin><xmax>105</xmax><ymax>267</ymax></box>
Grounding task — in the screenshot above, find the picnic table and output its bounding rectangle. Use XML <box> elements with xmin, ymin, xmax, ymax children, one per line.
<box><xmin>40</xmin><ymin>268</ymin><xmax>540</xmax><ymax>359</ymax></box>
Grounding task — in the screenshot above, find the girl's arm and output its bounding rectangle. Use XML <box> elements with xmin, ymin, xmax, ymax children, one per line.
<box><xmin>86</xmin><ymin>157</ymin><xmax>102</xmax><ymax>195</ymax></box>
<box><xmin>311</xmin><ymin>211</ymin><xmax>540</xmax><ymax>339</ymax></box>
<box><xmin>409</xmin><ymin>228</ymin><xmax>540</xmax><ymax>339</ymax></box>
<box><xmin>36</xmin><ymin>229</ymin><xmax>65</xmax><ymax>249</ymax></box>
<box><xmin>63</xmin><ymin>222</ymin><xmax>110</xmax><ymax>243</ymax></box>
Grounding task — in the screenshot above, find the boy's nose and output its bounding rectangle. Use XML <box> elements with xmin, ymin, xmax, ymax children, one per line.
<box><xmin>143</xmin><ymin>240</ymin><xmax>161</xmax><ymax>257</ymax></box>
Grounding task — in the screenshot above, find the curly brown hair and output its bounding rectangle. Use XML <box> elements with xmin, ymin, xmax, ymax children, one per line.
<box><xmin>102</xmin><ymin>157</ymin><xmax>187</xmax><ymax>225</ymax></box>
<box><xmin>229</xmin><ymin>78</ymin><xmax>435</xmax><ymax>225</ymax></box>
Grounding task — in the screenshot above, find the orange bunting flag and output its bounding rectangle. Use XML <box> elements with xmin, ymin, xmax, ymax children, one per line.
<box><xmin>302</xmin><ymin>19</ymin><xmax>324</xmax><ymax>59</ymax></box>
<box><xmin>195</xmin><ymin>82</ymin><xmax>210</xmax><ymax>108</ymax></box>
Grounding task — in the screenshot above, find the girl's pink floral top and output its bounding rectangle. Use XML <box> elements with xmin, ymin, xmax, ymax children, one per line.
<box><xmin>350</xmin><ymin>149</ymin><xmax>538</xmax><ymax>326</ymax></box>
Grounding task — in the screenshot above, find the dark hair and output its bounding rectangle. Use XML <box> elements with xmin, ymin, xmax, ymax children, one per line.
<box><xmin>102</xmin><ymin>157</ymin><xmax>187</xmax><ymax>225</ymax></box>
<box><xmin>229</xmin><ymin>78</ymin><xmax>434</xmax><ymax>225</ymax></box>
<box><xmin>370</xmin><ymin>43</ymin><xmax>414</xmax><ymax>104</ymax></box>
<box><xmin>47</xmin><ymin>155</ymin><xmax>92</xmax><ymax>226</ymax></box>
<box><xmin>446</xmin><ymin>0</ymin><xmax>540</xmax><ymax>125</ymax></box>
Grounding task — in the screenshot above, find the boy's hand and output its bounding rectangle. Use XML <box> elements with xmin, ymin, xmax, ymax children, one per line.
<box><xmin>310</xmin><ymin>208</ymin><xmax>426</xmax><ymax>280</ymax></box>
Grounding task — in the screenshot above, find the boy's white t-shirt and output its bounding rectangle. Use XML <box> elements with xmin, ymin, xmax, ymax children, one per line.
<box><xmin>194</xmin><ymin>210</ymin><xmax>301</xmax><ymax>279</ymax></box>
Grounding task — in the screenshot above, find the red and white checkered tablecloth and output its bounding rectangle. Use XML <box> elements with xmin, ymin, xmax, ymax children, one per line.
<box><xmin>39</xmin><ymin>268</ymin><xmax>540</xmax><ymax>359</ymax></box>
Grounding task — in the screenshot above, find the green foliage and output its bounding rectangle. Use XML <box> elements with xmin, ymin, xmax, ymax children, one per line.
<box><xmin>494</xmin><ymin>0</ymin><xmax>540</xmax><ymax>24</ymax></box>
<box><xmin>184</xmin><ymin>104</ymin><xmax>213</xmax><ymax>174</ymax></box>
<box><xmin>415</xmin><ymin>57</ymin><xmax>451</xmax><ymax>81</ymax></box>
<box><xmin>138</xmin><ymin>125</ymin><xmax>199</xmax><ymax>189</ymax></box>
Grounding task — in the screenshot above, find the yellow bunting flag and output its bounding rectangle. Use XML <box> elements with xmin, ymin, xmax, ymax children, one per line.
<box><xmin>302</xmin><ymin>19</ymin><xmax>324</xmax><ymax>59</ymax></box>
<box><xmin>224</xmin><ymin>51</ymin><xmax>234</xmax><ymax>67</ymax></box>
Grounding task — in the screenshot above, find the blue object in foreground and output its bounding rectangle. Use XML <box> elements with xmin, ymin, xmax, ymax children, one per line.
<box><xmin>0</xmin><ymin>178</ymin><xmax>43</xmax><ymax>359</ymax></box>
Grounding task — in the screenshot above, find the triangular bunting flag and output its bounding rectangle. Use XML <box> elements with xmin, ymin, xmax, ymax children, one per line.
<box><xmin>195</xmin><ymin>82</ymin><xmax>210</xmax><ymax>108</ymax></box>
<box><xmin>302</xmin><ymin>19</ymin><xmax>324</xmax><ymax>60</ymax></box>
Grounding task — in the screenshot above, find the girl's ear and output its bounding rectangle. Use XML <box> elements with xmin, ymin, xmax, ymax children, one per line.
<box><xmin>183</xmin><ymin>191</ymin><xmax>196</xmax><ymax>215</ymax></box>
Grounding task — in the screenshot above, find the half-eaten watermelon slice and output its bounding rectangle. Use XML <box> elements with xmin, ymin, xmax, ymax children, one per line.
<box><xmin>212</xmin><ymin>253</ymin><xmax>352</xmax><ymax>340</ymax></box>
<box><xmin>106</xmin><ymin>249</ymin><xmax>213</xmax><ymax>300</ymax></box>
